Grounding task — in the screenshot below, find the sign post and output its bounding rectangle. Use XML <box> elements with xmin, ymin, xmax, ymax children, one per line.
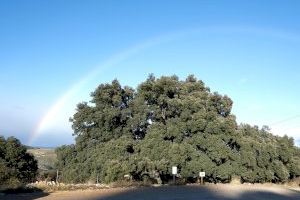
<box><xmin>199</xmin><ymin>172</ymin><xmax>205</xmax><ymax>185</ymax></box>
<box><xmin>172</xmin><ymin>166</ymin><xmax>177</xmax><ymax>184</ymax></box>
<box><xmin>56</xmin><ymin>170</ymin><xmax>58</xmax><ymax>183</ymax></box>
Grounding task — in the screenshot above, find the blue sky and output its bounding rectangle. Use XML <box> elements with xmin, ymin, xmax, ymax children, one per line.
<box><xmin>0</xmin><ymin>0</ymin><xmax>300</xmax><ymax>147</ymax></box>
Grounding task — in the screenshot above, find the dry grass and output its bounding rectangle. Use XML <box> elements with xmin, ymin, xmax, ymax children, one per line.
<box><xmin>29</xmin><ymin>180</ymin><xmax>150</xmax><ymax>192</ymax></box>
<box><xmin>230</xmin><ymin>176</ymin><xmax>242</xmax><ymax>185</ymax></box>
<box><xmin>285</xmin><ymin>177</ymin><xmax>300</xmax><ymax>190</ymax></box>
<box><xmin>29</xmin><ymin>183</ymin><xmax>110</xmax><ymax>192</ymax></box>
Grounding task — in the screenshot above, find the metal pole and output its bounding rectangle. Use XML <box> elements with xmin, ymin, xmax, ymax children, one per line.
<box><xmin>56</xmin><ymin>170</ymin><xmax>59</xmax><ymax>184</ymax></box>
<box><xmin>173</xmin><ymin>174</ymin><xmax>175</xmax><ymax>184</ymax></box>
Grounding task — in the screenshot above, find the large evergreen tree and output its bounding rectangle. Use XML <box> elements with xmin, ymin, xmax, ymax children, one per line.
<box><xmin>56</xmin><ymin>75</ymin><xmax>300</xmax><ymax>184</ymax></box>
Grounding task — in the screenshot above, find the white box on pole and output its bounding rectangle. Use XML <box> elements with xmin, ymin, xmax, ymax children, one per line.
<box><xmin>172</xmin><ymin>166</ymin><xmax>177</xmax><ymax>175</ymax></box>
<box><xmin>199</xmin><ymin>172</ymin><xmax>205</xmax><ymax>177</ymax></box>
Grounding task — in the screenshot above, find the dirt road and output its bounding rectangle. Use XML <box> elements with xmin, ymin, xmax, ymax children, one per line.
<box><xmin>3</xmin><ymin>184</ymin><xmax>300</xmax><ymax>200</ymax></box>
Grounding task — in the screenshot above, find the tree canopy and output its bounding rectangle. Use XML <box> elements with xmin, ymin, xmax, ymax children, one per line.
<box><xmin>56</xmin><ymin>75</ymin><xmax>300</xmax><ymax>184</ymax></box>
<box><xmin>0</xmin><ymin>136</ymin><xmax>38</xmax><ymax>190</ymax></box>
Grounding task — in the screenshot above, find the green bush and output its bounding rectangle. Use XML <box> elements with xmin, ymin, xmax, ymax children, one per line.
<box><xmin>0</xmin><ymin>136</ymin><xmax>38</xmax><ymax>191</ymax></box>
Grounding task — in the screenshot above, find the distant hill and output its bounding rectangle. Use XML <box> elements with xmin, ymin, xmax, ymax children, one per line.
<box><xmin>27</xmin><ymin>148</ymin><xmax>57</xmax><ymax>171</ymax></box>
<box><xmin>25</xmin><ymin>145</ymin><xmax>36</xmax><ymax>149</ymax></box>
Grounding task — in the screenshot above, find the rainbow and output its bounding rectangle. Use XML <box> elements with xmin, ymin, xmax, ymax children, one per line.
<box><xmin>27</xmin><ymin>33</ymin><xmax>180</xmax><ymax>145</ymax></box>
<box><xmin>27</xmin><ymin>26</ymin><xmax>300</xmax><ymax>145</ymax></box>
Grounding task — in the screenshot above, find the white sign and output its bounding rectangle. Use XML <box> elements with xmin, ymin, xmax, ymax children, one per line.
<box><xmin>172</xmin><ymin>166</ymin><xmax>177</xmax><ymax>175</ymax></box>
<box><xmin>199</xmin><ymin>172</ymin><xmax>205</xmax><ymax>177</ymax></box>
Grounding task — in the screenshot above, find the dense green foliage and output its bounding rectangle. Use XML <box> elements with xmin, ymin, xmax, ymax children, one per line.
<box><xmin>56</xmin><ymin>75</ymin><xmax>300</xmax><ymax>184</ymax></box>
<box><xmin>0</xmin><ymin>136</ymin><xmax>38</xmax><ymax>189</ymax></box>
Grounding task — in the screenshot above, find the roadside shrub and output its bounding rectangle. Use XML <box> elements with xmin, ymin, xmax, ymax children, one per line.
<box><xmin>0</xmin><ymin>136</ymin><xmax>38</xmax><ymax>191</ymax></box>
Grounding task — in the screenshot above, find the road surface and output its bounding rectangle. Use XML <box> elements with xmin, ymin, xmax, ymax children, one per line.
<box><xmin>2</xmin><ymin>184</ymin><xmax>300</xmax><ymax>200</ymax></box>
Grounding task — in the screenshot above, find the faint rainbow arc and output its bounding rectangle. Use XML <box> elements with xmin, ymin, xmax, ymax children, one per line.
<box><xmin>28</xmin><ymin>26</ymin><xmax>300</xmax><ymax>145</ymax></box>
<box><xmin>27</xmin><ymin>33</ymin><xmax>180</xmax><ymax>145</ymax></box>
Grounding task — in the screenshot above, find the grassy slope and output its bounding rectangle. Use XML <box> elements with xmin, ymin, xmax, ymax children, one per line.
<box><xmin>27</xmin><ymin>148</ymin><xmax>57</xmax><ymax>170</ymax></box>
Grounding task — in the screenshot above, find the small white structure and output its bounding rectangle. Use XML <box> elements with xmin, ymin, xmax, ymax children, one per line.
<box><xmin>172</xmin><ymin>166</ymin><xmax>177</xmax><ymax>175</ymax></box>
<box><xmin>199</xmin><ymin>171</ymin><xmax>205</xmax><ymax>185</ymax></box>
<box><xmin>199</xmin><ymin>172</ymin><xmax>205</xmax><ymax>177</ymax></box>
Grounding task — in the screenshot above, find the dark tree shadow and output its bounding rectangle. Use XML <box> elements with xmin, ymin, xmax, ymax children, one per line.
<box><xmin>0</xmin><ymin>187</ymin><xmax>49</xmax><ymax>200</ymax></box>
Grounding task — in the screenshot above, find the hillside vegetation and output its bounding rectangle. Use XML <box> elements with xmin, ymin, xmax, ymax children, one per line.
<box><xmin>27</xmin><ymin>148</ymin><xmax>56</xmax><ymax>171</ymax></box>
<box><xmin>56</xmin><ymin>75</ymin><xmax>300</xmax><ymax>184</ymax></box>
<box><xmin>27</xmin><ymin>148</ymin><xmax>57</xmax><ymax>182</ymax></box>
